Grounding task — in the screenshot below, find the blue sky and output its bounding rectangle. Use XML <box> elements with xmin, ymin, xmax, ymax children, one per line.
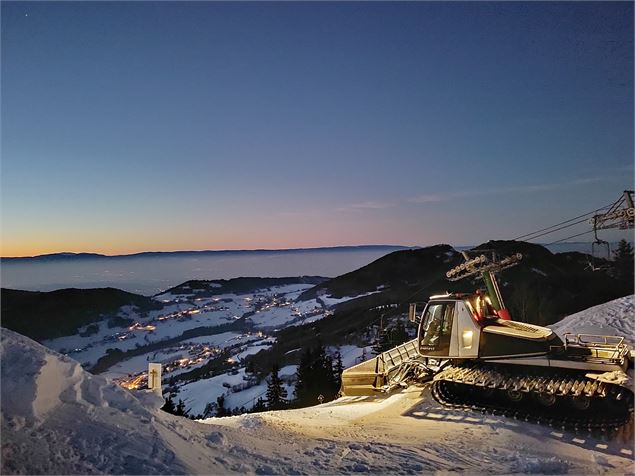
<box><xmin>2</xmin><ymin>2</ymin><xmax>633</xmax><ymax>255</ymax></box>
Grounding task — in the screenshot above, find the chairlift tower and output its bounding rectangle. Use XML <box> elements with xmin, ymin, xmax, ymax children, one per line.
<box><xmin>446</xmin><ymin>251</ymin><xmax>522</xmax><ymax>320</ymax></box>
<box><xmin>589</xmin><ymin>190</ymin><xmax>634</xmax><ymax>268</ymax></box>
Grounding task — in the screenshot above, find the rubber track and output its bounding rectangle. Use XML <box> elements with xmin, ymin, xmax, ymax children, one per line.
<box><xmin>430</xmin><ymin>363</ymin><xmax>633</xmax><ymax>430</ymax></box>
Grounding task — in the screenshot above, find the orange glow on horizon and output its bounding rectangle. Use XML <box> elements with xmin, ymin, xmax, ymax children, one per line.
<box><xmin>1</xmin><ymin>235</ymin><xmax>409</xmax><ymax>258</ymax></box>
<box><xmin>1</xmin><ymin>213</ymin><xmax>418</xmax><ymax>258</ymax></box>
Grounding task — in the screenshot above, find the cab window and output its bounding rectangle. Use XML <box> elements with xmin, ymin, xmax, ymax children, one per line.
<box><xmin>420</xmin><ymin>302</ymin><xmax>455</xmax><ymax>355</ymax></box>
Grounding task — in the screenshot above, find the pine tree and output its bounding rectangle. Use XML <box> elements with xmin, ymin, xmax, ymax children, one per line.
<box><xmin>390</xmin><ymin>321</ymin><xmax>408</xmax><ymax>346</ymax></box>
<box><xmin>265</xmin><ymin>363</ymin><xmax>288</xmax><ymax>410</ymax></box>
<box><xmin>161</xmin><ymin>395</ymin><xmax>176</xmax><ymax>414</ymax></box>
<box><xmin>613</xmin><ymin>239</ymin><xmax>634</xmax><ymax>282</ymax></box>
<box><xmin>215</xmin><ymin>395</ymin><xmax>230</xmax><ymax>417</ymax></box>
<box><xmin>372</xmin><ymin>327</ymin><xmax>391</xmax><ymax>355</ymax></box>
<box><xmin>245</xmin><ymin>359</ymin><xmax>256</xmax><ymax>375</ymax></box>
<box><xmin>313</xmin><ymin>344</ymin><xmax>336</xmax><ymax>395</ymax></box>
<box><xmin>174</xmin><ymin>399</ymin><xmax>188</xmax><ymax>417</ymax></box>
<box><xmin>294</xmin><ymin>347</ymin><xmax>312</xmax><ymax>404</ymax></box>
<box><xmin>294</xmin><ymin>343</ymin><xmax>339</xmax><ymax>406</ymax></box>
<box><xmin>202</xmin><ymin>401</ymin><xmax>215</xmax><ymax>418</ymax></box>
<box><xmin>333</xmin><ymin>351</ymin><xmax>344</xmax><ymax>390</ymax></box>
<box><xmin>252</xmin><ymin>397</ymin><xmax>267</xmax><ymax>412</ymax></box>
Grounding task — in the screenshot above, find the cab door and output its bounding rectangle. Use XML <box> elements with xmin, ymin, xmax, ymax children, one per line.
<box><xmin>418</xmin><ymin>301</ymin><xmax>455</xmax><ymax>357</ymax></box>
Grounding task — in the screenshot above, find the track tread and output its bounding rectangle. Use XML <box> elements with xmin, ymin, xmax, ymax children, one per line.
<box><xmin>431</xmin><ymin>363</ymin><xmax>633</xmax><ymax>430</ymax></box>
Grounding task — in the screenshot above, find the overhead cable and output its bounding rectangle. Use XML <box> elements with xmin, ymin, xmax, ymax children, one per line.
<box><xmin>513</xmin><ymin>202</ymin><xmax>614</xmax><ymax>241</ymax></box>
<box><xmin>520</xmin><ymin>217</ymin><xmax>591</xmax><ymax>242</ymax></box>
<box><xmin>545</xmin><ymin>229</ymin><xmax>595</xmax><ymax>245</ymax></box>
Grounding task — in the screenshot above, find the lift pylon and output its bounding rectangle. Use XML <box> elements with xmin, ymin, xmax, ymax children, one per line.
<box><xmin>588</xmin><ymin>190</ymin><xmax>634</xmax><ymax>270</ymax></box>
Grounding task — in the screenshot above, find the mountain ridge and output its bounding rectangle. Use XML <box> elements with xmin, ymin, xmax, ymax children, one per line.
<box><xmin>2</xmin><ymin>245</ymin><xmax>414</xmax><ymax>261</ymax></box>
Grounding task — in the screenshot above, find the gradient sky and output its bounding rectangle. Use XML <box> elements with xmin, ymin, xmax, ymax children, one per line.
<box><xmin>2</xmin><ymin>1</ymin><xmax>633</xmax><ymax>256</ymax></box>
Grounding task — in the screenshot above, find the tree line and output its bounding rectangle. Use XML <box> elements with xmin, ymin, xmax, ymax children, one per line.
<box><xmin>161</xmin><ymin>342</ymin><xmax>346</xmax><ymax>419</ymax></box>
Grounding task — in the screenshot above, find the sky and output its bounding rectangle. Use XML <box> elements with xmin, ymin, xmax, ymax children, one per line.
<box><xmin>1</xmin><ymin>1</ymin><xmax>633</xmax><ymax>257</ymax></box>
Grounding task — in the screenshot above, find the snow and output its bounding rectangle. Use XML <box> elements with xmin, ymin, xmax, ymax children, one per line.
<box><xmin>233</xmin><ymin>342</ymin><xmax>274</xmax><ymax>361</ymax></box>
<box><xmin>43</xmin><ymin>284</ymin><xmax>318</xmax><ymax>369</ymax></box>
<box><xmin>550</xmin><ymin>294</ymin><xmax>635</xmax><ymax>347</ymax></box>
<box><xmin>249</xmin><ymin>306</ymin><xmax>298</xmax><ymax>329</ymax></box>
<box><xmin>173</xmin><ymin>367</ymin><xmax>293</xmax><ymax>415</ymax></box>
<box><xmin>319</xmin><ymin>290</ymin><xmax>381</xmax><ymax>307</ymax></box>
<box><xmin>331</xmin><ymin>345</ymin><xmax>374</xmax><ymax>367</ymax></box>
<box><xmin>1</xmin><ymin>328</ymin><xmax>193</xmax><ymax>474</ymax></box>
<box><xmin>100</xmin><ymin>332</ymin><xmax>246</xmax><ymax>380</ymax></box>
<box><xmin>531</xmin><ymin>267</ymin><xmax>548</xmax><ymax>277</ymax></box>
<box><xmin>290</xmin><ymin>297</ymin><xmax>324</xmax><ymax>314</ymax></box>
<box><xmin>175</xmin><ymin>369</ymin><xmax>252</xmax><ymax>415</ymax></box>
<box><xmin>3</xmin><ymin>297</ymin><xmax>635</xmax><ymax>474</ymax></box>
<box><xmin>278</xmin><ymin>365</ymin><xmax>298</xmax><ymax>377</ymax></box>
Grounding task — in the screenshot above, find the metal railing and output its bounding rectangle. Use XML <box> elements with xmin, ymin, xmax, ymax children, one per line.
<box><xmin>563</xmin><ymin>333</ymin><xmax>628</xmax><ymax>362</ymax></box>
<box><xmin>380</xmin><ymin>339</ymin><xmax>419</xmax><ymax>373</ymax></box>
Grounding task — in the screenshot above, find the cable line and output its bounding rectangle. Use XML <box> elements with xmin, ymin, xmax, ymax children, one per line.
<box><xmin>546</xmin><ymin>229</ymin><xmax>595</xmax><ymax>245</ymax></box>
<box><xmin>520</xmin><ymin>217</ymin><xmax>591</xmax><ymax>242</ymax></box>
<box><xmin>512</xmin><ymin>203</ymin><xmax>614</xmax><ymax>241</ymax></box>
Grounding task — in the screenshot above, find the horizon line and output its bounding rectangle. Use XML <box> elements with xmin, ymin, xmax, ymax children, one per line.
<box><xmin>1</xmin><ymin>239</ymin><xmax>623</xmax><ymax>260</ymax></box>
<box><xmin>1</xmin><ymin>243</ymin><xmax>416</xmax><ymax>260</ymax></box>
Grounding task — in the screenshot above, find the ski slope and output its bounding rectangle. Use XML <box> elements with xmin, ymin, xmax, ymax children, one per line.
<box><xmin>550</xmin><ymin>294</ymin><xmax>634</xmax><ymax>347</ymax></box>
<box><xmin>2</xmin><ymin>297</ymin><xmax>634</xmax><ymax>474</ymax></box>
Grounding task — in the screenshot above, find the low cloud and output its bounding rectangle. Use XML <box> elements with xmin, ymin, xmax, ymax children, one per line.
<box><xmin>336</xmin><ymin>201</ymin><xmax>396</xmax><ymax>212</ymax></box>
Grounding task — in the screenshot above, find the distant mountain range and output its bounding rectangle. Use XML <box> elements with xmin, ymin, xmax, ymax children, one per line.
<box><xmin>1</xmin><ymin>245</ymin><xmax>414</xmax><ymax>262</ymax></box>
<box><xmin>4</xmin><ymin>241</ymin><xmax>629</xmax><ymax>262</ymax></box>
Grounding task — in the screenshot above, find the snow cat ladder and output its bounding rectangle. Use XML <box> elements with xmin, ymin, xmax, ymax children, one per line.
<box><xmin>340</xmin><ymin>339</ymin><xmax>425</xmax><ymax>396</ymax></box>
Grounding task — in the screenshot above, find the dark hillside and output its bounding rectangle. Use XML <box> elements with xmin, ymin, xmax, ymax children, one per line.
<box><xmin>299</xmin><ymin>245</ymin><xmax>462</xmax><ymax>301</ymax></box>
<box><xmin>1</xmin><ymin>288</ymin><xmax>162</xmax><ymax>341</ymax></box>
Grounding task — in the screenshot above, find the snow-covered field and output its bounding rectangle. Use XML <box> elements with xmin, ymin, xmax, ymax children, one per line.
<box><xmin>550</xmin><ymin>295</ymin><xmax>634</xmax><ymax>347</ymax></box>
<box><xmin>38</xmin><ymin>281</ymin><xmax>379</xmax><ymax>415</ymax></box>
<box><xmin>42</xmin><ymin>283</ymin><xmax>352</xmax><ymax>371</ymax></box>
<box><xmin>2</xmin><ymin>326</ymin><xmax>633</xmax><ymax>475</ymax></box>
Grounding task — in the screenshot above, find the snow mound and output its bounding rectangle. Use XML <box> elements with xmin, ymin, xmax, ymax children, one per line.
<box><xmin>1</xmin><ymin>329</ymin><xmax>179</xmax><ymax>474</ymax></box>
<box><xmin>0</xmin><ymin>329</ymin><xmax>242</xmax><ymax>475</ymax></box>
<box><xmin>549</xmin><ymin>295</ymin><xmax>635</xmax><ymax>347</ymax></box>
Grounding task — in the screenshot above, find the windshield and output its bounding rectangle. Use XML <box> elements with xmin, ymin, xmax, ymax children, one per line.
<box><xmin>420</xmin><ymin>302</ymin><xmax>455</xmax><ymax>351</ymax></box>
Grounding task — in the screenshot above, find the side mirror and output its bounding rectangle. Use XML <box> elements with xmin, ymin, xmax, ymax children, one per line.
<box><xmin>408</xmin><ymin>303</ymin><xmax>417</xmax><ymax>324</ymax></box>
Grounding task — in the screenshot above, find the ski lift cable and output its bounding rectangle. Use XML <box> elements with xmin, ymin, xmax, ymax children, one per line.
<box><xmin>512</xmin><ymin>202</ymin><xmax>614</xmax><ymax>241</ymax></box>
<box><xmin>521</xmin><ymin>217</ymin><xmax>592</xmax><ymax>242</ymax></box>
<box><xmin>516</xmin><ymin>215</ymin><xmax>596</xmax><ymax>241</ymax></box>
<box><xmin>545</xmin><ymin>229</ymin><xmax>595</xmax><ymax>245</ymax></box>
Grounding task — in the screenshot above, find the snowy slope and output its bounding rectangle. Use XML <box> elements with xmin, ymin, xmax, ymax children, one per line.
<box><xmin>550</xmin><ymin>295</ymin><xmax>635</xmax><ymax>347</ymax></box>
<box><xmin>1</xmin><ymin>329</ymin><xmax>194</xmax><ymax>474</ymax></box>
<box><xmin>3</xmin><ymin>294</ymin><xmax>635</xmax><ymax>475</ymax></box>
